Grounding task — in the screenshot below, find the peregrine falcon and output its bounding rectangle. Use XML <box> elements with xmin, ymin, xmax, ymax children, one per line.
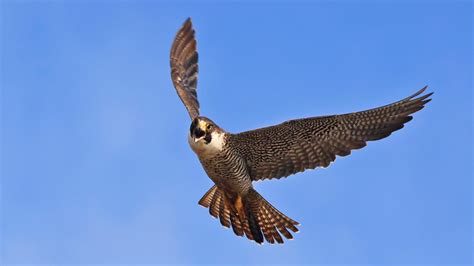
<box><xmin>169</xmin><ymin>18</ymin><xmax>432</xmax><ymax>244</ymax></box>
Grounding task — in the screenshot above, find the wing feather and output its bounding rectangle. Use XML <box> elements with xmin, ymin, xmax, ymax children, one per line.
<box><xmin>229</xmin><ymin>87</ymin><xmax>433</xmax><ymax>181</ymax></box>
<box><xmin>170</xmin><ymin>18</ymin><xmax>200</xmax><ymax>119</ymax></box>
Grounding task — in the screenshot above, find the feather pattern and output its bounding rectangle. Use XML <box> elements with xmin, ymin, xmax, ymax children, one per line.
<box><xmin>199</xmin><ymin>185</ymin><xmax>299</xmax><ymax>244</ymax></box>
<box><xmin>170</xmin><ymin>18</ymin><xmax>200</xmax><ymax>119</ymax></box>
<box><xmin>229</xmin><ymin>87</ymin><xmax>433</xmax><ymax>181</ymax></box>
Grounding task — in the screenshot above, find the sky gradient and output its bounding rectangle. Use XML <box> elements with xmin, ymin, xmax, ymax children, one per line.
<box><xmin>1</xmin><ymin>1</ymin><xmax>472</xmax><ymax>265</ymax></box>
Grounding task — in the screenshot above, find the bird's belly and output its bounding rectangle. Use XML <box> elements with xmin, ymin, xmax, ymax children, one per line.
<box><xmin>199</xmin><ymin>152</ymin><xmax>252</xmax><ymax>195</ymax></box>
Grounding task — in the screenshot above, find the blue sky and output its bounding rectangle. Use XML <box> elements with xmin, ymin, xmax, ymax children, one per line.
<box><xmin>1</xmin><ymin>1</ymin><xmax>472</xmax><ymax>265</ymax></box>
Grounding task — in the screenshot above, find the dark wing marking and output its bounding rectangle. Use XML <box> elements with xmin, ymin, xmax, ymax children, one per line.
<box><xmin>170</xmin><ymin>18</ymin><xmax>200</xmax><ymax>119</ymax></box>
<box><xmin>229</xmin><ymin>87</ymin><xmax>433</xmax><ymax>181</ymax></box>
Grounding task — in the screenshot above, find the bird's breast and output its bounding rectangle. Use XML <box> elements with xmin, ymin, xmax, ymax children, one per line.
<box><xmin>200</xmin><ymin>149</ymin><xmax>252</xmax><ymax>194</ymax></box>
<box><xmin>189</xmin><ymin>134</ymin><xmax>252</xmax><ymax>194</ymax></box>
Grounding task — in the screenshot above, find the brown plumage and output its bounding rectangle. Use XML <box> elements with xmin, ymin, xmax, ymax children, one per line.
<box><xmin>198</xmin><ymin>186</ymin><xmax>299</xmax><ymax>244</ymax></box>
<box><xmin>169</xmin><ymin>18</ymin><xmax>433</xmax><ymax>244</ymax></box>
<box><xmin>170</xmin><ymin>18</ymin><xmax>199</xmax><ymax>119</ymax></box>
<box><xmin>229</xmin><ymin>87</ymin><xmax>432</xmax><ymax>181</ymax></box>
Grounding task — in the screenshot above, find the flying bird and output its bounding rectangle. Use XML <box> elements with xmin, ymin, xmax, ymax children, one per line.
<box><xmin>169</xmin><ymin>18</ymin><xmax>432</xmax><ymax>244</ymax></box>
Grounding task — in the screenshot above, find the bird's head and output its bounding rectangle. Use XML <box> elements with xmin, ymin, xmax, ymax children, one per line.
<box><xmin>189</xmin><ymin>116</ymin><xmax>225</xmax><ymax>145</ymax></box>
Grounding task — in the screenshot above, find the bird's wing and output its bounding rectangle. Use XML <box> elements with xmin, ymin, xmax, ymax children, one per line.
<box><xmin>170</xmin><ymin>18</ymin><xmax>200</xmax><ymax>120</ymax></box>
<box><xmin>230</xmin><ymin>87</ymin><xmax>433</xmax><ymax>181</ymax></box>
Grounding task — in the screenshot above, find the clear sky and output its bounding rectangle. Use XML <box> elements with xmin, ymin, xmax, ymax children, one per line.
<box><xmin>1</xmin><ymin>1</ymin><xmax>472</xmax><ymax>265</ymax></box>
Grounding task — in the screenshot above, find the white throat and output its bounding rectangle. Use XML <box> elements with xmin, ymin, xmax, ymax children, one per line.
<box><xmin>188</xmin><ymin>131</ymin><xmax>226</xmax><ymax>157</ymax></box>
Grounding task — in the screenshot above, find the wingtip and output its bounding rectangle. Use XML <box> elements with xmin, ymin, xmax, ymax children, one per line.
<box><xmin>415</xmin><ymin>85</ymin><xmax>428</xmax><ymax>96</ymax></box>
<box><xmin>420</xmin><ymin>85</ymin><xmax>435</xmax><ymax>97</ymax></box>
<box><xmin>404</xmin><ymin>85</ymin><xmax>432</xmax><ymax>101</ymax></box>
<box><xmin>177</xmin><ymin>17</ymin><xmax>193</xmax><ymax>33</ymax></box>
<box><xmin>184</xmin><ymin>17</ymin><xmax>193</xmax><ymax>26</ymax></box>
<box><xmin>422</xmin><ymin>98</ymin><xmax>433</xmax><ymax>105</ymax></box>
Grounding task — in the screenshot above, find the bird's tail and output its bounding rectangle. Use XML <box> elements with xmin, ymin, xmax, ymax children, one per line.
<box><xmin>198</xmin><ymin>185</ymin><xmax>300</xmax><ymax>244</ymax></box>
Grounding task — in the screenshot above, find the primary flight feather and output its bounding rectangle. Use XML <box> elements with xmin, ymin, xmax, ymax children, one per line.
<box><xmin>169</xmin><ymin>18</ymin><xmax>433</xmax><ymax>244</ymax></box>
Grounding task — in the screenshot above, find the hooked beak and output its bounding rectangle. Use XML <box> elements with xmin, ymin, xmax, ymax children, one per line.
<box><xmin>192</xmin><ymin>126</ymin><xmax>206</xmax><ymax>143</ymax></box>
<box><xmin>194</xmin><ymin>136</ymin><xmax>205</xmax><ymax>143</ymax></box>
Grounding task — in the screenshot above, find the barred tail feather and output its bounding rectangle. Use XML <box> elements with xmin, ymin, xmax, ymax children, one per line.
<box><xmin>247</xmin><ymin>188</ymin><xmax>299</xmax><ymax>244</ymax></box>
<box><xmin>198</xmin><ymin>185</ymin><xmax>217</xmax><ymax>208</ymax></box>
<box><xmin>198</xmin><ymin>186</ymin><xmax>258</xmax><ymax>242</ymax></box>
<box><xmin>199</xmin><ymin>186</ymin><xmax>299</xmax><ymax>244</ymax></box>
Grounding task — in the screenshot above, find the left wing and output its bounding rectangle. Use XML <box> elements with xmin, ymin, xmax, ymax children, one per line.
<box><xmin>170</xmin><ymin>18</ymin><xmax>200</xmax><ymax>120</ymax></box>
<box><xmin>228</xmin><ymin>87</ymin><xmax>433</xmax><ymax>181</ymax></box>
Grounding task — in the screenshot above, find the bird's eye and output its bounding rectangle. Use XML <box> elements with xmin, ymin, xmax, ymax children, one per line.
<box><xmin>207</xmin><ymin>124</ymin><xmax>213</xmax><ymax>130</ymax></box>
